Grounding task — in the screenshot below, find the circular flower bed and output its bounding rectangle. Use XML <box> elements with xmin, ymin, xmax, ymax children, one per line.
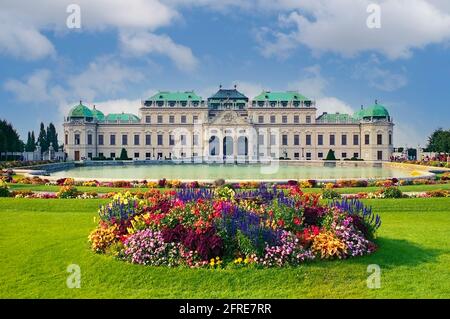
<box><xmin>88</xmin><ymin>185</ymin><xmax>381</xmax><ymax>268</ymax></box>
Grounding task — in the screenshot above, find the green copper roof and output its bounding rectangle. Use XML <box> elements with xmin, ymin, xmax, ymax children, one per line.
<box><xmin>68</xmin><ymin>102</ymin><xmax>93</xmax><ymax>118</ymax></box>
<box><xmin>91</xmin><ymin>106</ymin><xmax>105</xmax><ymax>120</ymax></box>
<box><xmin>209</xmin><ymin>88</ymin><xmax>248</xmax><ymax>100</ymax></box>
<box><xmin>354</xmin><ymin>103</ymin><xmax>390</xmax><ymax>119</ymax></box>
<box><xmin>253</xmin><ymin>91</ymin><xmax>310</xmax><ymax>102</ymax></box>
<box><xmin>148</xmin><ymin>91</ymin><xmax>202</xmax><ymax>102</ymax></box>
<box><xmin>316</xmin><ymin>113</ymin><xmax>359</xmax><ymax>123</ymax></box>
<box><xmin>104</xmin><ymin>113</ymin><xmax>140</xmax><ymax>123</ymax></box>
<box><xmin>365</xmin><ymin>103</ymin><xmax>390</xmax><ymax>117</ymax></box>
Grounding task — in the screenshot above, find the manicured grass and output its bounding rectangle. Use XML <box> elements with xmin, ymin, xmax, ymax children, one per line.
<box><xmin>7</xmin><ymin>182</ymin><xmax>450</xmax><ymax>195</ymax></box>
<box><xmin>0</xmin><ymin>197</ymin><xmax>449</xmax><ymax>298</ymax></box>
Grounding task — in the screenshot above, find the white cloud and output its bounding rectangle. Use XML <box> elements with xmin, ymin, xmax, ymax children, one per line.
<box><xmin>0</xmin><ymin>15</ymin><xmax>55</xmax><ymax>60</ymax></box>
<box><xmin>256</xmin><ymin>0</ymin><xmax>450</xmax><ymax>60</ymax></box>
<box><xmin>353</xmin><ymin>56</ymin><xmax>408</xmax><ymax>92</ymax></box>
<box><xmin>0</xmin><ymin>0</ymin><xmax>195</xmax><ymax>70</ymax></box>
<box><xmin>119</xmin><ymin>31</ymin><xmax>198</xmax><ymax>71</ymax></box>
<box><xmin>67</xmin><ymin>56</ymin><xmax>144</xmax><ymax>101</ymax></box>
<box><xmin>90</xmin><ymin>98</ymin><xmax>142</xmax><ymax>115</ymax></box>
<box><xmin>288</xmin><ymin>65</ymin><xmax>355</xmax><ymax>115</ymax></box>
<box><xmin>4</xmin><ymin>70</ymin><xmax>52</xmax><ymax>102</ymax></box>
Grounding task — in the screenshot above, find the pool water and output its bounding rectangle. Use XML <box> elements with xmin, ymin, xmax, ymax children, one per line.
<box><xmin>50</xmin><ymin>163</ymin><xmax>415</xmax><ymax>181</ymax></box>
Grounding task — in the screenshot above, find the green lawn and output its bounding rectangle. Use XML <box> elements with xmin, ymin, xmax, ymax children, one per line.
<box><xmin>0</xmin><ymin>197</ymin><xmax>449</xmax><ymax>298</ymax></box>
<box><xmin>7</xmin><ymin>182</ymin><xmax>450</xmax><ymax>194</ymax></box>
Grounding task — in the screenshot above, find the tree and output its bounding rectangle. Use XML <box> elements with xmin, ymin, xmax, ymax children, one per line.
<box><xmin>37</xmin><ymin>122</ymin><xmax>48</xmax><ymax>153</ymax></box>
<box><xmin>25</xmin><ymin>131</ymin><xmax>37</xmax><ymax>152</ymax></box>
<box><xmin>119</xmin><ymin>148</ymin><xmax>129</xmax><ymax>160</ymax></box>
<box><xmin>426</xmin><ymin>128</ymin><xmax>450</xmax><ymax>153</ymax></box>
<box><xmin>46</xmin><ymin>123</ymin><xmax>58</xmax><ymax>150</ymax></box>
<box><xmin>325</xmin><ymin>149</ymin><xmax>337</xmax><ymax>161</ymax></box>
<box><xmin>0</xmin><ymin>119</ymin><xmax>24</xmax><ymax>160</ymax></box>
<box><xmin>31</xmin><ymin>131</ymin><xmax>36</xmax><ymax>151</ymax></box>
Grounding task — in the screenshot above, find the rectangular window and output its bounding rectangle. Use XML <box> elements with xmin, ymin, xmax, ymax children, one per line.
<box><xmin>330</xmin><ymin>134</ymin><xmax>335</xmax><ymax>146</ymax></box>
<box><xmin>389</xmin><ymin>134</ymin><xmax>392</xmax><ymax>145</ymax></box>
<box><xmin>341</xmin><ymin>134</ymin><xmax>347</xmax><ymax>146</ymax></box>
<box><xmin>342</xmin><ymin>152</ymin><xmax>347</xmax><ymax>159</ymax></box>
<box><xmin>110</xmin><ymin>134</ymin><xmax>116</xmax><ymax>146</ymax></box>
<box><xmin>294</xmin><ymin>134</ymin><xmax>300</xmax><ymax>146</ymax></box>
<box><xmin>353</xmin><ymin>153</ymin><xmax>359</xmax><ymax>159</ymax></box>
<box><xmin>110</xmin><ymin>152</ymin><xmax>115</xmax><ymax>159</ymax></box>
<box><xmin>87</xmin><ymin>152</ymin><xmax>92</xmax><ymax>159</ymax></box>
<box><xmin>98</xmin><ymin>152</ymin><xmax>104</xmax><ymax>158</ymax></box>
<box><xmin>306</xmin><ymin>152</ymin><xmax>311</xmax><ymax>159</ymax></box>
<box><xmin>306</xmin><ymin>115</ymin><xmax>311</xmax><ymax>124</ymax></box>
<box><xmin>134</xmin><ymin>134</ymin><xmax>140</xmax><ymax>145</ymax></box>
<box><xmin>65</xmin><ymin>134</ymin><xmax>68</xmax><ymax>145</ymax></box>
<box><xmin>270</xmin><ymin>115</ymin><xmax>276</xmax><ymax>124</ymax></box>
<box><xmin>193</xmin><ymin>115</ymin><xmax>198</xmax><ymax>123</ymax></box>
<box><xmin>258</xmin><ymin>115</ymin><xmax>264</xmax><ymax>124</ymax></box>
<box><xmin>158</xmin><ymin>115</ymin><xmax>163</xmax><ymax>124</ymax></box>
<box><xmin>98</xmin><ymin>134</ymin><xmax>104</xmax><ymax>145</ymax></box>
<box><xmin>157</xmin><ymin>134</ymin><xmax>163</xmax><ymax>146</ymax></box>
<box><xmin>134</xmin><ymin>152</ymin><xmax>139</xmax><ymax>159</ymax></box>
<box><xmin>169</xmin><ymin>135</ymin><xmax>175</xmax><ymax>146</ymax></box>
<box><xmin>169</xmin><ymin>115</ymin><xmax>175</xmax><ymax>124</ymax></box>
<box><xmin>145</xmin><ymin>153</ymin><xmax>151</xmax><ymax>159</ymax></box>
<box><xmin>181</xmin><ymin>115</ymin><xmax>187</xmax><ymax>124</ymax></box>
<box><xmin>306</xmin><ymin>134</ymin><xmax>311</xmax><ymax>146</ymax></box>
<box><xmin>282</xmin><ymin>115</ymin><xmax>288</xmax><ymax>124</ymax></box>
<box><xmin>294</xmin><ymin>152</ymin><xmax>299</xmax><ymax>159</ymax></box>
<box><xmin>282</xmin><ymin>134</ymin><xmax>288</xmax><ymax>146</ymax></box>
<box><xmin>365</xmin><ymin>134</ymin><xmax>370</xmax><ymax>145</ymax></box>
<box><xmin>318</xmin><ymin>152</ymin><xmax>323</xmax><ymax>158</ymax></box>
<box><xmin>318</xmin><ymin>134</ymin><xmax>323</xmax><ymax>146</ymax></box>
<box><xmin>193</xmin><ymin>134</ymin><xmax>199</xmax><ymax>146</ymax></box>
<box><xmin>377</xmin><ymin>151</ymin><xmax>383</xmax><ymax>160</ymax></box>
<box><xmin>145</xmin><ymin>134</ymin><xmax>151</xmax><ymax>145</ymax></box>
<box><xmin>87</xmin><ymin>134</ymin><xmax>92</xmax><ymax>145</ymax></box>
<box><xmin>270</xmin><ymin>134</ymin><xmax>276</xmax><ymax>145</ymax></box>
<box><xmin>181</xmin><ymin>135</ymin><xmax>186</xmax><ymax>146</ymax></box>
<box><xmin>353</xmin><ymin>134</ymin><xmax>359</xmax><ymax>146</ymax></box>
<box><xmin>294</xmin><ymin>115</ymin><xmax>299</xmax><ymax>124</ymax></box>
<box><xmin>377</xmin><ymin>134</ymin><xmax>383</xmax><ymax>145</ymax></box>
<box><xmin>145</xmin><ymin>115</ymin><xmax>151</xmax><ymax>123</ymax></box>
<box><xmin>258</xmin><ymin>134</ymin><xmax>264</xmax><ymax>145</ymax></box>
<box><xmin>74</xmin><ymin>134</ymin><xmax>80</xmax><ymax>145</ymax></box>
<box><xmin>122</xmin><ymin>134</ymin><xmax>128</xmax><ymax>145</ymax></box>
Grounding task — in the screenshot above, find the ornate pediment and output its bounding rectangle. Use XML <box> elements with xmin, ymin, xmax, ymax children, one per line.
<box><xmin>209</xmin><ymin>110</ymin><xmax>250</xmax><ymax>126</ymax></box>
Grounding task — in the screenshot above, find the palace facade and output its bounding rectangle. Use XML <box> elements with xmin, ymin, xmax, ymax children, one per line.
<box><xmin>63</xmin><ymin>88</ymin><xmax>394</xmax><ymax>162</ymax></box>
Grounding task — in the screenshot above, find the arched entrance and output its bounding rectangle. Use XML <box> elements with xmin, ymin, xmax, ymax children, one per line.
<box><xmin>223</xmin><ymin>136</ymin><xmax>234</xmax><ymax>157</ymax></box>
<box><xmin>237</xmin><ymin>136</ymin><xmax>248</xmax><ymax>156</ymax></box>
<box><xmin>209</xmin><ymin>136</ymin><xmax>219</xmax><ymax>156</ymax></box>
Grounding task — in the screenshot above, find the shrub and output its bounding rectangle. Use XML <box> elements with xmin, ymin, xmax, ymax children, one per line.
<box><xmin>0</xmin><ymin>180</ymin><xmax>10</xmax><ymax>197</ymax></box>
<box><xmin>321</xmin><ymin>188</ymin><xmax>342</xmax><ymax>200</ymax></box>
<box><xmin>382</xmin><ymin>186</ymin><xmax>403</xmax><ymax>199</ymax></box>
<box><xmin>119</xmin><ymin>148</ymin><xmax>130</xmax><ymax>160</ymax></box>
<box><xmin>57</xmin><ymin>186</ymin><xmax>80</xmax><ymax>198</ymax></box>
<box><xmin>325</xmin><ymin>149</ymin><xmax>336</xmax><ymax>161</ymax></box>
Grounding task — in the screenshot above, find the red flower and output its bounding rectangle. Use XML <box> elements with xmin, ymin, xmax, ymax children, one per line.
<box><xmin>293</xmin><ymin>216</ymin><xmax>301</xmax><ymax>225</ymax></box>
<box><xmin>277</xmin><ymin>219</ymin><xmax>285</xmax><ymax>227</ymax></box>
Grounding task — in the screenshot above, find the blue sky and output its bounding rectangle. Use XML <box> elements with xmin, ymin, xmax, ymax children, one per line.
<box><xmin>1</xmin><ymin>0</ymin><xmax>450</xmax><ymax>147</ymax></box>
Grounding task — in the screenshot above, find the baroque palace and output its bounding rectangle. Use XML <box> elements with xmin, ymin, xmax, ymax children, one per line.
<box><xmin>63</xmin><ymin>87</ymin><xmax>394</xmax><ymax>162</ymax></box>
